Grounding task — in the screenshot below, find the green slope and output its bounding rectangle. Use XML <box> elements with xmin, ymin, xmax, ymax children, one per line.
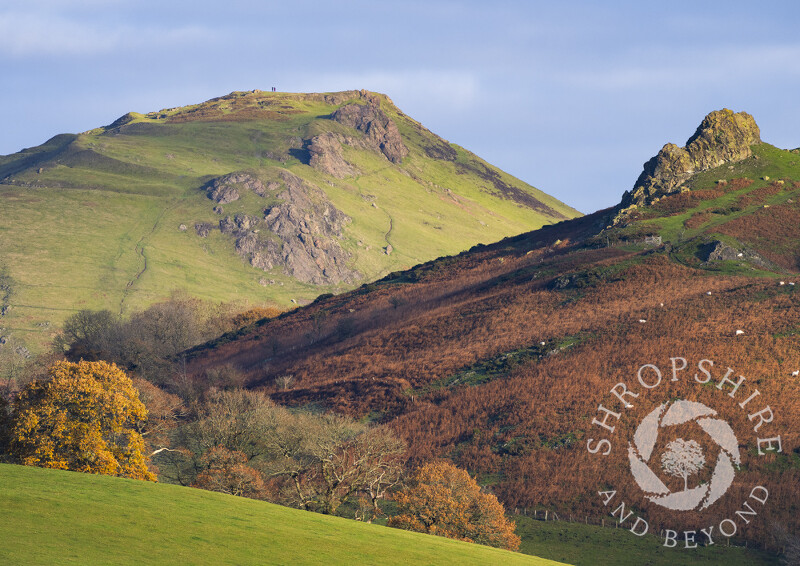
<box><xmin>0</xmin><ymin>89</ymin><xmax>579</xmax><ymax>352</ymax></box>
<box><xmin>514</xmin><ymin>516</ymin><xmax>777</xmax><ymax>566</ymax></box>
<box><xmin>0</xmin><ymin>463</ymin><xmax>564</xmax><ymax>566</ymax></box>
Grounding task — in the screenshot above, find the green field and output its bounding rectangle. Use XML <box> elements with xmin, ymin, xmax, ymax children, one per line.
<box><xmin>0</xmin><ymin>90</ymin><xmax>579</xmax><ymax>352</ymax></box>
<box><xmin>514</xmin><ymin>516</ymin><xmax>778</xmax><ymax>566</ymax></box>
<box><xmin>0</xmin><ymin>463</ymin><xmax>564</xmax><ymax>565</ymax></box>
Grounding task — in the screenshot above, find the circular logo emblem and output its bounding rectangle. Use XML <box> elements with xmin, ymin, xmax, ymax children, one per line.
<box><xmin>627</xmin><ymin>400</ymin><xmax>741</xmax><ymax>511</ymax></box>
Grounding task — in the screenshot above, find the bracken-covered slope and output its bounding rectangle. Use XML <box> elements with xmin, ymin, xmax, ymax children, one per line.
<box><xmin>0</xmin><ymin>89</ymin><xmax>579</xmax><ymax>350</ymax></box>
<box><xmin>186</xmin><ymin>110</ymin><xmax>800</xmax><ymax>553</ymax></box>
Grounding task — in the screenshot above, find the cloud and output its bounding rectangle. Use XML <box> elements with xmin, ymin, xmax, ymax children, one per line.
<box><xmin>289</xmin><ymin>70</ymin><xmax>481</xmax><ymax>113</ymax></box>
<box><xmin>0</xmin><ymin>10</ymin><xmax>211</xmax><ymax>58</ymax></box>
<box><xmin>554</xmin><ymin>43</ymin><xmax>800</xmax><ymax>92</ymax></box>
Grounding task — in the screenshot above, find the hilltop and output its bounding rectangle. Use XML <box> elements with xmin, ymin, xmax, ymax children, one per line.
<box><xmin>0</xmin><ymin>89</ymin><xmax>578</xmax><ymax>351</ymax></box>
<box><xmin>185</xmin><ymin>109</ymin><xmax>800</xmax><ymax>556</ymax></box>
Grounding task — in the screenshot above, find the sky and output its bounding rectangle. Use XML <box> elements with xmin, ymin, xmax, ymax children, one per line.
<box><xmin>1</xmin><ymin>0</ymin><xmax>799</xmax><ymax>213</ymax></box>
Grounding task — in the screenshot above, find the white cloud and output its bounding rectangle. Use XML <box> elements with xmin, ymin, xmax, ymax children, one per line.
<box><xmin>289</xmin><ymin>70</ymin><xmax>481</xmax><ymax>113</ymax></box>
<box><xmin>555</xmin><ymin>44</ymin><xmax>800</xmax><ymax>92</ymax></box>
<box><xmin>0</xmin><ymin>10</ymin><xmax>211</xmax><ymax>58</ymax></box>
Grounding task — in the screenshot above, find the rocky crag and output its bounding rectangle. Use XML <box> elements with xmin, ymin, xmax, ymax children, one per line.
<box><xmin>200</xmin><ymin>170</ymin><xmax>358</xmax><ymax>285</ymax></box>
<box><xmin>206</xmin><ymin>172</ymin><xmax>276</xmax><ymax>203</ymax></box>
<box><xmin>307</xmin><ymin>94</ymin><xmax>409</xmax><ymax>178</ymax></box>
<box><xmin>614</xmin><ymin>109</ymin><xmax>761</xmax><ymax>223</ymax></box>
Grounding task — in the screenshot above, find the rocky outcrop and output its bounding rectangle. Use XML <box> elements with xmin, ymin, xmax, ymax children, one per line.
<box><xmin>219</xmin><ymin>214</ymin><xmax>261</xmax><ymax>234</ymax></box>
<box><xmin>213</xmin><ymin>171</ymin><xmax>359</xmax><ymax>285</ymax></box>
<box><xmin>206</xmin><ymin>172</ymin><xmax>269</xmax><ymax>203</ymax></box>
<box><xmin>332</xmin><ymin>103</ymin><xmax>409</xmax><ymax>163</ymax></box>
<box><xmin>307</xmin><ymin>133</ymin><xmax>359</xmax><ymax>178</ymax></box>
<box><xmin>619</xmin><ymin>109</ymin><xmax>761</xmax><ymax>213</ymax></box>
<box><xmin>704</xmin><ymin>240</ymin><xmax>740</xmax><ymax>262</ymax></box>
<box><xmin>261</xmin><ymin>171</ymin><xmax>359</xmax><ymax>285</ymax></box>
<box><xmin>700</xmin><ymin>240</ymin><xmax>771</xmax><ymax>269</ymax></box>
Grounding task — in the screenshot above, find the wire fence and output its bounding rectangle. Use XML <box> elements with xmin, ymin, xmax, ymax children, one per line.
<box><xmin>512</xmin><ymin>507</ymin><xmax>786</xmax><ymax>556</ymax></box>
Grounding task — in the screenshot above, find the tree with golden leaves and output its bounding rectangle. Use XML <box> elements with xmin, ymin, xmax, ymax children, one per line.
<box><xmin>388</xmin><ymin>461</ymin><xmax>520</xmax><ymax>551</ymax></box>
<box><xmin>9</xmin><ymin>360</ymin><xmax>155</xmax><ymax>481</ymax></box>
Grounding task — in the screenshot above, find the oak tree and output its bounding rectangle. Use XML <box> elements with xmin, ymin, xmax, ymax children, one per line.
<box><xmin>9</xmin><ymin>360</ymin><xmax>155</xmax><ymax>480</ymax></box>
<box><xmin>389</xmin><ymin>461</ymin><xmax>520</xmax><ymax>551</ymax></box>
<box><xmin>193</xmin><ymin>446</ymin><xmax>272</xmax><ymax>499</ymax></box>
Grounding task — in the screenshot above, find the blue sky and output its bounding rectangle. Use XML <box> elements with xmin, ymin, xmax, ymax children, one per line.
<box><xmin>2</xmin><ymin>0</ymin><xmax>799</xmax><ymax>213</ymax></box>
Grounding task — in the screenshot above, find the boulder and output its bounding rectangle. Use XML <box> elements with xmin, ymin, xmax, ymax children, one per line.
<box><xmin>194</xmin><ymin>222</ymin><xmax>212</xmax><ymax>238</ymax></box>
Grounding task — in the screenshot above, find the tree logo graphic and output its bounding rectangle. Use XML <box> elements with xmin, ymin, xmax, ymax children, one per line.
<box><xmin>661</xmin><ymin>439</ymin><xmax>705</xmax><ymax>492</ymax></box>
<box><xmin>627</xmin><ymin>400</ymin><xmax>741</xmax><ymax>511</ymax></box>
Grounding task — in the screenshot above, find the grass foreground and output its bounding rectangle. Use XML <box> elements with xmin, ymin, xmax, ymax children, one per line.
<box><xmin>0</xmin><ymin>463</ymin><xmax>565</xmax><ymax>565</ymax></box>
<box><xmin>514</xmin><ymin>516</ymin><xmax>779</xmax><ymax>566</ymax></box>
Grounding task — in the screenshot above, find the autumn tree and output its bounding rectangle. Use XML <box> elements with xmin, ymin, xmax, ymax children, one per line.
<box><xmin>0</xmin><ymin>394</ymin><xmax>10</xmax><ymax>457</ymax></box>
<box><xmin>280</xmin><ymin>414</ymin><xmax>405</xmax><ymax>516</ymax></box>
<box><xmin>54</xmin><ymin>293</ymin><xmax>244</xmax><ymax>386</ymax></box>
<box><xmin>158</xmin><ymin>389</ymin><xmax>405</xmax><ymax>514</ymax></box>
<box><xmin>193</xmin><ymin>446</ymin><xmax>272</xmax><ymax>499</ymax></box>
<box><xmin>131</xmin><ymin>377</ymin><xmax>185</xmax><ymax>457</ymax></box>
<box><xmin>389</xmin><ymin>461</ymin><xmax>520</xmax><ymax>551</ymax></box>
<box><xmin>9</xmin><ymin>360</ymin><xmax>155</xmax><ymax>480</ymax></box>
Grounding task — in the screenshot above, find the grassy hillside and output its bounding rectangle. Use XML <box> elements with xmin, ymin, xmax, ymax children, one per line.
<box><xmin>514</xmin><ymin>517</ymin><xmax>777</xmax><ymax>566</ymax></box>
<box><xmin>184</xmin><ymin>133</ymin><xmax>800</xmax><ymax>555</ymax></box>
<box><xmin>0</xmin><ymin>463</ymin><xmax>563</xmax><ymax>565</ymax></box>
<box><xmin>0</xmin><ymin>90</ymin><xmax>579</xmax><ymax>353</ymax></box>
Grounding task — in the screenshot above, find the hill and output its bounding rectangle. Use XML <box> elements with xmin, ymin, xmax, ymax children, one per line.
<box><xmin>0</xmin><ymin>89</ymin><xmax>579</xmax><ymax>352</ymax></box>
<box><xmin>0</xmin><ymin>463</ymin><xmax>564</xmax><ymax>565</ymax></box>
<box><xmin>184</xmin><ymin>109</ymin><xmax>800</xmax><ymax>556</ymax></box>
<box><xmin>0</xmin><ymin>463</ymin><xmax>773</xmax><ymax>566</ymax></box>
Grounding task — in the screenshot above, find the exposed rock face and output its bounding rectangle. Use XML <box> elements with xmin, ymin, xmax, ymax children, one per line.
<box><xmin>620</xmin><ymin>109</ymin><xmax>761</xmax><ymax>211</ymax></box>
<box><xmin>214</xmin><ymin>171</ymin><xmax>359</xmax><ymax>285</ymax></box>
<box><xmin>206</xmin><ymin>172</ymin><xmax>268</xmax><ymax>203</ymax></box>
<box><xmin>307</xmin><ymin>133</ymin><xmax>359</xmax><ymax>178</ymax></box>
<box><xmin>700</xmin><ymin>240</ymin><xmax>771</xmax><ymax>269</ymax></box>
<box><xmin>219</xmin><ymin>214</ymin><xmax>261</xmax><ymax>234</ymax></box>
<box><xmin>261</xmin><ymin>171</ymin><xmax>359</xmax><ymax>285</ymax></box>
<box><xmin>332</xmin><ymin>103</ymin><xmax>409</xmax><ymax>163</ymax></box>
<box><xmin>704</xmin><ymin>240</ymin><xmax>740</xmax><ymax>261</ymax></box>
